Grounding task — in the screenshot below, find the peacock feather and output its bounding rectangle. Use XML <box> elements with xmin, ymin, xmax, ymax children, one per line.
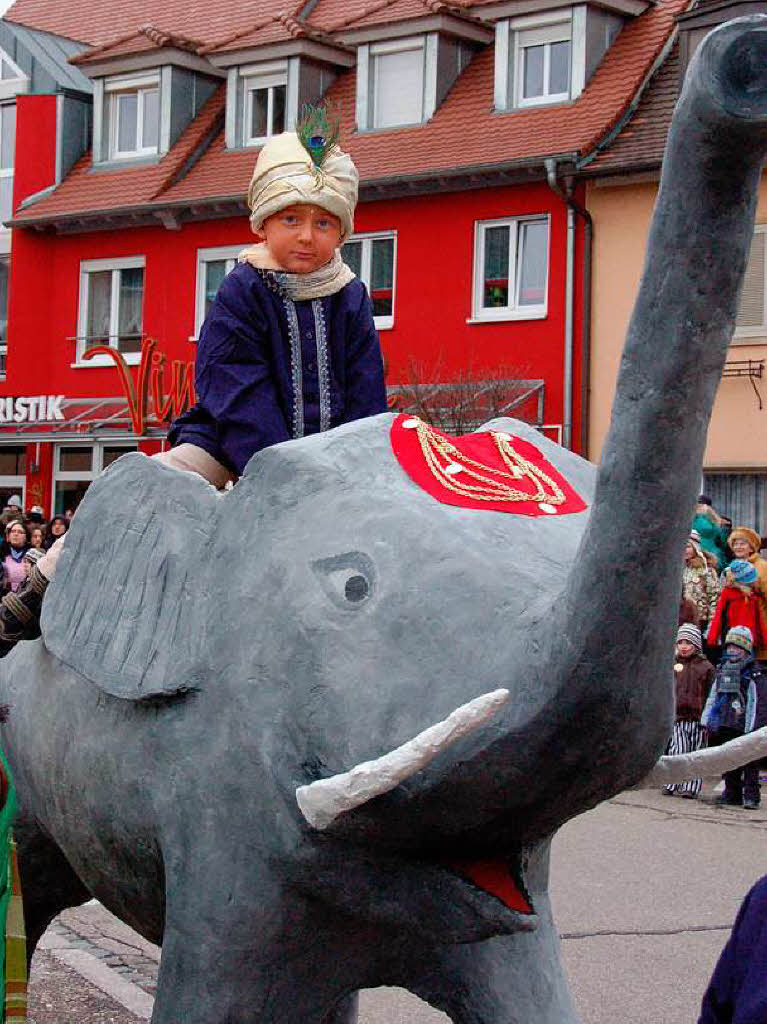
<box><xmin>297</xmin><ymin>104</ymin><xmax>340</xmax><ymax>167</ymax></box>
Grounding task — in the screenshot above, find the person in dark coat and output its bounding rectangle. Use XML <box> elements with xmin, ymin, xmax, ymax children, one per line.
<box><xmin>699</xmin><ymin>874</ymin><xmax>767</xmax><ymax>1023</ymax></box>
<box><xmin>702</xmin><ymin>626</ymin><xmax>765</xmax><ymax>808</ymax></box>
<box><xmin>663</xmin><ymin>624</ymin><xmax>714</xmax><ymax>798</ymax></box>
<box><xmin>168</xmin><ymin>124</ymin><xmax>387</xmax><ymax>480</ymax></box>
<box><xmin>43</xmin><ymin>515</ymin><xmax>67</xmax><ymax>551</ymax></box>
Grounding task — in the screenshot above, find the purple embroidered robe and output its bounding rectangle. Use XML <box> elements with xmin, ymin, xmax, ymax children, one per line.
<box><xmin>169</xmin><ymin>262</ymin><xmax>388</xmax><ymax>475</ymax></box>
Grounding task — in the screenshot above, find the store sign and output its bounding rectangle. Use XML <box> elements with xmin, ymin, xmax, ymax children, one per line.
<box><xmin>83</xmin><ymin>338</ymin><xmax>195</xmax><ymax>436</ymax></box>
<box><xmin>0</xmin><ymin>395</ymin><xmax>64</xmax><ymax>423</ymax></box>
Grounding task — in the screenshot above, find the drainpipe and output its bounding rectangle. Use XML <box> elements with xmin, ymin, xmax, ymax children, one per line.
<box><xmin>544</xmin><ymin>159</ymin><xmax>593</xmax><ymax>455</ymax></box>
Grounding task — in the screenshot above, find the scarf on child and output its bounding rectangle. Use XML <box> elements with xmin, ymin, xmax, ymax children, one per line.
<box><xmin>237</xmin><ymin>244</ymin><xmax>355</xmax><ymax>300</ymax></box>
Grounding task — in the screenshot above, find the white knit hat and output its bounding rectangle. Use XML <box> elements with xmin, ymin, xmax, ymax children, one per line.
<box><xmin>246</xmin><ymin>132</ymin><xmax>358</xmax><ymax>241</ymax></box>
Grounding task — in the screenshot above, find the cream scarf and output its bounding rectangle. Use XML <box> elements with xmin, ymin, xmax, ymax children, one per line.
<box><xmin>238</xmin><ymin>244</ymin><xmax>355</xmax><ymax>301</ymax></box>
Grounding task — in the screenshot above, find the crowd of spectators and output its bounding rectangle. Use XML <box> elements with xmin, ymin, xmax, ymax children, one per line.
<box><xmin>0</xmin><ymin>495</ymin><xmax>70</xmax><ymax>596</ymax></box>
<box><xmin>671</xmin><ymin>494</ymin><xmax>767</xmax><ymax>811</ymax></box>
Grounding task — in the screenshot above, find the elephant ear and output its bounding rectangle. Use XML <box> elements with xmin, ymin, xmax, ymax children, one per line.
<box><xmin>41</xmin><ymin>453</ymin><xmax>219</xmax><ymax>701</ymax></box>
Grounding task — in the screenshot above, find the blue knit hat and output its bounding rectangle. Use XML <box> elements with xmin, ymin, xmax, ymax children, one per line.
<box><xmin>725</xmin><ymin>625</ymin><xmax>753</xmax><ymax>652</ymax></box>
<box><xmin>729</xmin><ymin>559</ymin><xmax>758</xmax><ymax>585</ymax></box>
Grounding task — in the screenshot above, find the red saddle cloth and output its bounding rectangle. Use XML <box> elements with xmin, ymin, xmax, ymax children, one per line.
<box><xmin>390</xmin><ymin>414</ymin><xmax>587</xmax><ymax>518</ymax></box>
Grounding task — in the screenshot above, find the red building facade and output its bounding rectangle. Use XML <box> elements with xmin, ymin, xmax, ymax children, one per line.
<box><xmin>0</xmin><ymin>0</ymin><xmax>681</xmax><ymax>515</ymax></box>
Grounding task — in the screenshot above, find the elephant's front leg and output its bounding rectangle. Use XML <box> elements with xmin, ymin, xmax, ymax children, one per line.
<box><xmin>152</xmin><ymin>923</ymin><xmax>362</xmax><ymax>1024</ymax></box>
<box><xmin>152</xmin><ymin>859</ymin><xmax>363</xmax><ymax>1024</ymax></box>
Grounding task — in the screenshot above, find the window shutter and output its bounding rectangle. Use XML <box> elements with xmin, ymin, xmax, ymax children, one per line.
<box><xmin>373</xmin><ymin>48</ymin><xmax>424</xmax><ymax>128</ymax></box>
<box><xmin>737</xmin><ymin>231</ymin><xmax>766</xmax><ymax>329</ymax></box>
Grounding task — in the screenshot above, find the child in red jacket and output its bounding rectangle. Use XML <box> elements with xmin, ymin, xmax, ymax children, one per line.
<box><xmin>707</xmin><ymin>560</ymin><xmax>767</xmax><ymax>658</ymax></box>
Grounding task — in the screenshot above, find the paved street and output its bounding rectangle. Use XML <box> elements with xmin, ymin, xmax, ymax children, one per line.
<box><xmin>26</xmin><ymin>781</ymin><xmax>767</xmax><ymax>1023</ymax></box>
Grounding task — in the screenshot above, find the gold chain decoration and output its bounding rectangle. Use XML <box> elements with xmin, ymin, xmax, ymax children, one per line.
<box><xmin>402</xmin><ymin>417</ymin><xmax>566</xmax><ymax>513</ymax></box>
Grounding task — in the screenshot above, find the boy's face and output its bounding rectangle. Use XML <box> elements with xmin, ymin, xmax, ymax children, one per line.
<box><xmin>258</xmin><ymin>204</ymin><xmax>342</xmax><ymax>273</ymax></box>
<box><xmin>676</xmin><ymin>640</ymin><xmax>696</xmax><ymax>657</ymax></box>
<box><xmin>725</xmin><ymin>643</ymin><xmax>748</xmax><ymax>659</ymax></box>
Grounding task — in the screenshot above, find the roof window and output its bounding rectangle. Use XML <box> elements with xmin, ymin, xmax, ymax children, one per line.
<box><xmin>106</xmin><ymin>75</ymin><xmax>160</xmax><ymax>159</ymax></box>
<box><xmin>494</xmin><ymin>7</ymin><xmax>624</xmax><ymax>112</ymax></box>
<box><xmin>240</xmin><ymin>63</ymin><xmax>288</xmax><ymax>145</ymax></box>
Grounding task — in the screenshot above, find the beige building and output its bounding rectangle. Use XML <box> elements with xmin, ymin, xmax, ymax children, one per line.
<box><xmin>584</xmin><ymin>2</ymin><xmax>767</xmax><ymax>530</ymax></box>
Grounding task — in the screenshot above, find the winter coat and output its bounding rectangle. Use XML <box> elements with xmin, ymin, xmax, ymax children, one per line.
<box><xmin>693</xmin><ymin>505</ymin><xmax>729</xmax><ymax>574</ymax></box>
<box><xmin>746</xmin><ymin>554</ymin><xmax>767</xmax><ymax>640</ymax></box>
<box><xmin>169</xmin><ymin>264</ymin><xmax>388</xmax><ymax>476</ymax></box>
<box><xmin>707</xmin><ymin>585</ymin><xmax>767</xmax><ymax>658</ymax></box>
<box><xmin>683</xmin><ymin>560</ymin><xmax>720</xmax><ymax>630</ymax></box>
<box><xmin>702</xmin><ymin>653</ymin><xmax>757</xmax><ymax>735</ymax></box>
<box><xmin>674</xmin><ymin>652</ymin><xmax>715</xmax><ymax>721</ymax></box>
<box><xmin>699</xmin><ymin>874</ymin><xmax>767</xmax><ymax>1024</ymax></box>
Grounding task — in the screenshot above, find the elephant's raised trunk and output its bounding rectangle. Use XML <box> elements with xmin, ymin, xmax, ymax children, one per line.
<box><xmin>556</xmin><ymin>17</ymin><xmax>767</xmax><ymax>785</ymax></box>
<box><xmin>306</xmin><ymin>21</ymin><xmax>767</xmax><ymax>855</ymax></box>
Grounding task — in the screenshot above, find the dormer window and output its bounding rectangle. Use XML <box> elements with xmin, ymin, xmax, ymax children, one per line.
<box><xmin>106</xmin><ymin>75</ymin><xmax>160</xmax><ymax>159</ymax></box>
<box><xmin>371</xmin><ymin>38</ymin><xmax>424</xmax><ymax>129</ymax></box>
<box><xmin>242</xmin><ymin>65</ymin><xmax>287</xmax><ymax>145</ymax></box>
<box><xmin>516</xmin><ymin>23</ymin><xmax>571</xmax><ymax>107</ymax></box>
<box><xmin>494</xmin><ymin>8</ymin><xmax>626</xmax><ymax>113</ymax></box>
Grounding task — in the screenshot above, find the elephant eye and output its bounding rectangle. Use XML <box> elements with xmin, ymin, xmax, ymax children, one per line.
<box><xmin>311</xmin><ymin>552</ymin><xmax>376</xmax><ymax>610</ymax></box>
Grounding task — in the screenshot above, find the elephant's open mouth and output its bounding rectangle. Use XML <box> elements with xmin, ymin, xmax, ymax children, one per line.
<box><xmin>445</xmin><ymin>856</ymin><xmax>534</xmax><ymax>915</ymax></box>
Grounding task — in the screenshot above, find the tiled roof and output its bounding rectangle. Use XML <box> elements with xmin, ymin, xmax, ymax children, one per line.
<box><xmin>309</xmin><ymin>0</ymin><xmax>478</xmax><ymax>33</ymax></box>
<box><xmin>70</xmin><ymin>25</ymin><xmax>204</xmax><ymax>64</ymax></box>
<box><xmin>581</xmin><ymin>36</ymin><xmax>679</xmax><ymax>174</ymax></box>
<box><xmin>202</xmin><ymin>13</ymin><xmax>339</xmax><ymax>55</ymax></box>
<box><xmin>3</xmin><ymin>0</ymin><xmax>291</xmax><ymax>47</ymax></box>
<box><xmin>7</xmin><ymin>0</ymin><xmax>686</xmax><ymax>224</ymax></box>
<box><xmin>13</xmin><ymin>86</ymin><xmax>226</xmax><ymax>222</ymax></box>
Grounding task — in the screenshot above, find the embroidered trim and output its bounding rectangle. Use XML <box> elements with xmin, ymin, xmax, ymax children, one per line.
<box><xmin>313</xmin><ymin>299</ymin><xmax>332</xmax><ymax>433</ymax></box>
<box><xmin>283</xmin><ymin>299</ymin><xmax>305</xmax><ymax>438</ymax></box>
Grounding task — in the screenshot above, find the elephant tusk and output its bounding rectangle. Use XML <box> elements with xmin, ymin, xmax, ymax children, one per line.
<box><xmin>296</xmin><ymin>688</ymin><xmax>510</xmax><ymax>830</ymax></box>
<box><xmin>641</xmin><ymin>726</ymin><xmax>767</xmax><ymax>787</ymax></box>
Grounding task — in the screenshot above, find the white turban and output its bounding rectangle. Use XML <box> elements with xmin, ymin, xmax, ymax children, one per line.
<box><xmin>247</xmin><ymin>132</ymin><xmax>358</xmax><ymax>241</ymax></box>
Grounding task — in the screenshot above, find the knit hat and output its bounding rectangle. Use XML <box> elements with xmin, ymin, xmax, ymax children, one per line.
<box><xmin>725</xmin><ymin>625</ymin><xmax>754</xmax><ymax>652</ymax></box>
<box><xmin>728</xmin><ymin>526</ymin><xmax>761</xmax><ymax>554</ymax></box>
<box><xmin>246</xmin><ymin>132</ymin><xmax>358</xmax><ymax>241</ymax></box>
<box><xmin>6</xmin><ymin>495</ymin><xmax>20</xmax><ymax>508</ymax></box>
<box><xmin>676</xmin><ymin>623</ymin><xmax>702</xmax><ymax>652</ymax></box>
<box><xmin>729</xmin><ymin>559</ymin><xmax>758</xmax><ymax>585</ymax></box>
<box><xmin>22</xmin><ymin>548</ymin><xmax>44</xmax><ymax>565</ymax></box>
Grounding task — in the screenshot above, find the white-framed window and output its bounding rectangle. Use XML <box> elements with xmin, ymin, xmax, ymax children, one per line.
<box><xmin>472</xmin><ymin>216</ymin><xmax>549</xmax><ymax>321</ymax></box>
<box><xmin>53</xmin><ymin>442</ymin><xmax>137</xmax><ymax>515</ymax></box>
<box><xmin>0</xmin><ymin>445</ymin><xmax>25</xmax><ymax>510</ymax></box>
<box><xmin>342</xmin><ymin>232</ymin><xmax>396</xmax><ymax>330</ymax></box>
<box><xmin>0</xmin><ymin>255</ymin><xmax>8</xmax><ymax>379</ymax></box>
<box><xmin>76</xmin><ymin>256</ymin><xmax>145</xmax><ymax>365</ymax></box>
<box><xmin>515</xmin><ymin>21</ymin><xmax>571</xmax><ymax>106</ymax></box>
<box><xmin>106</xmin><ymin>74</ymin><xmax>160</xmax><ymax>160</ymax></box>
<box><xmin>371</xmin><ymin>37</ymin><xmax>425</xmax><ymax>129</ymax></box>
<box><xmin>735</xmin><ymin>226</ymin><xmax>767</xmax><ymax>340</ymax></box>
<box><xmin>194</xmin><ymin>246</ymin><xmax>247</xmax><ymax>337</ymax></box>
<box><xmin>0</xmin><ymin>103</ymin><xmax>15</xmax><ymax>226</ymax></box>
<box><xmin>242</xmin><ymin>64</ymin><xmax>287</xmax><ymax>146</ymax></box>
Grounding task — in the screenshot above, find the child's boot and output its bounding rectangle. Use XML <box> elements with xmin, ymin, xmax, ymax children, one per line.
<box><xmin>0</xmin><ymin>565</ymin><xmax>48</xmax><ymax>658</ymax></box>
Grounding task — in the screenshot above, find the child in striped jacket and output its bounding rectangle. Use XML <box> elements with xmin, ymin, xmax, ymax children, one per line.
<box><xmin>662</xmin><ymin>623</ymin><xmax>715</xmax><ymax>799</ymax></box>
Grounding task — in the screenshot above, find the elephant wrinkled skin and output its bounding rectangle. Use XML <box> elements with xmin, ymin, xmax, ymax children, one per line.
<box><xmin>2</xmin><ymin>17</ymin><xmax>767</xmax><ymax>1024</ymax></box>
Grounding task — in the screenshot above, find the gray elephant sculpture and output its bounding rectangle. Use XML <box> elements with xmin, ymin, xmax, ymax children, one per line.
<box><xmin>1</xmin><ymin>17</ymin><xmax>767</xmax><ymax>1024</ymax></box>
